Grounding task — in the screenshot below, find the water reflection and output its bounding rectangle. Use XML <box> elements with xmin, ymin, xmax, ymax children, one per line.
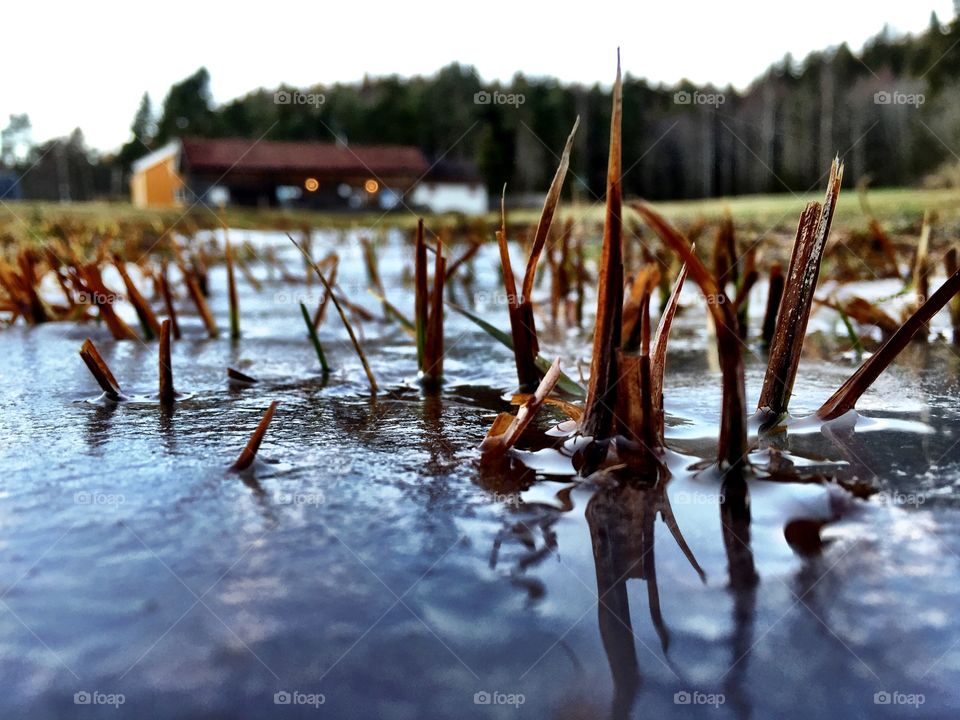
<box><xmin>720</xmin><ymin>475</ymin><xmax>759</xmax><ymax>720</ymax></box>
<box><xmin>83</xmin><ymin>401</ymin><xmax>118</xmax><ymax>449</ymax></box>
<box><xmin>586</xmin><ymin>474</ymin><xmax>706</xmax><ymax>719</ymax></box>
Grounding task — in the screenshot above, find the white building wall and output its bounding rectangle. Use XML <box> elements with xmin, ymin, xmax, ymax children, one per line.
<box><xmin>411</xmin><ymin>183</ymin><xmax>488</xmax><ymax>214</ymax></box>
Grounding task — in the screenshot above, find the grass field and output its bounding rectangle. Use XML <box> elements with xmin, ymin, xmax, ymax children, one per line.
<box><xmin>2</xmin><ymin>186</ymin><xmax>958</xmax><ymax>240</ymax></box>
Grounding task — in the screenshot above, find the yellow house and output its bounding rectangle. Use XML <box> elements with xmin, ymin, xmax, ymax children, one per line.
<box><xmin>130</xmin><ymin>141</ymin><xmax>183</xmax><ymax>208</ymax></box>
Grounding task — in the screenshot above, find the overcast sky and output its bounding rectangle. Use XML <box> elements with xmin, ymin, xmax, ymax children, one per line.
<box><xmin>3</xmin><ymin>0</ymin><xmax>956</xmax><ymax>152</ymax></box>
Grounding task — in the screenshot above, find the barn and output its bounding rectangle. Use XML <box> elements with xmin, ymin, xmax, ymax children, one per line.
<box><xmin>130</xmin><ymin>137</ymin><xmax>487</xmax><ymax>213</ymax></box>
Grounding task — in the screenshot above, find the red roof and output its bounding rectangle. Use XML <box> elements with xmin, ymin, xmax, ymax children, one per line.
<box><xmin>180</xmin><ymin>137</ymin><xmax>429</xmax><ymax>177</ymax></box>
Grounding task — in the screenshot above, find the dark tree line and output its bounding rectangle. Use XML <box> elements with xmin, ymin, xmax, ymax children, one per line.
<box><xmin>4</xmin><ymin>11</ymin><xmax>960</xmax><ymax>202</ymax></box>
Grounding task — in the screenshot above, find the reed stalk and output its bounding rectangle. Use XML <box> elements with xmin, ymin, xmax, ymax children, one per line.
<box><xmin>300</xmin><ymin>301</ymin><xmax>330</xmax><ymax>374</ymax></box>
<box><xmin>422</xmin><ymin>235</ymin><xmax>446</xmax><ymax>388</ymax></box>
<box><xmin>225</xmin><ymin>233</ymin><xmax>240</xmax><ymax>339</ymax></box>
<box><xmin>481</xmin><ymin>358</ymin><xmax>562</xmax><ymax>457</ymax></box>
<box><xmin>79</xmin><ymin>338</ymin><xmax>123</xmax><ymax>400</ymax></box>
<box><xmin>817</xmin><ymin>267</ymin><xmax>960</xmax><ymax>420</ymax></box>
<box><xmin>159</xmin><ymin>260</ymin><xmax>181</xmax><ymax>340</ymax></box>
<box><xmin>761</xmin><ymin>262</ymin><xmax>783</xmax><ymax>346</ymax></box>
<box><xmin>757</xmin><ymin>158</ymin><xmax>843</xmax><ymax>418</ymax></box>
<box><xmin>293</xmin><ymin>236</ymin><xmax>377</xmax><ymax>393</ymax></box>
<box><xmin>581</xmin><ymin>56</ymin><xmax>624</xmax><ymax>442</ymax></box>
<box><xmin>113</xmin><ymin>254</ymin><xmax>161</xmax><ymax>340</ymax></box>
<box><xmin>159</xmin><ymin>319</ymin><xmax>175</xmax><ymax>406</ymax></box>
<box><xmin>230</xmin><ymin>401</ymin><xmax>279</xmax><ymax>472</ymax></box>
<box><xmin>633</xmin><ymin>202</ymin><xmax>747</xmax><ymax>468</ymax></box>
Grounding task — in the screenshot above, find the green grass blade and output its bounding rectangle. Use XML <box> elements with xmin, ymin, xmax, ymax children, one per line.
<box><xmin>445</xmin><ymin>300</ymin><xmax>585</xmax><ymax>397</ymax></box>
<box><xmin>300</xmin><ymin>302</ymin><xmax>329</xmax><ymax>373</ymax></box>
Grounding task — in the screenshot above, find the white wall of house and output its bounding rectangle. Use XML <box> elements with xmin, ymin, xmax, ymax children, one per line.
<box><xmin>411</xmin><ymin>182</ymin><xmax>488</xmax><ymax>214</ymax></box>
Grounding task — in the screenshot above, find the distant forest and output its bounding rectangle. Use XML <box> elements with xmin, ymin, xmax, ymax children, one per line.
<box><xmin>4</xmin><ymin>9</ymin><xmax>960</xmax><ymax>202</ymax></box>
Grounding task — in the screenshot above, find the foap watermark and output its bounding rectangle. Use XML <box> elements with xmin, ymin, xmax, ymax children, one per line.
<box><xmin>274</xmin><ymin>490</ymin><xmax>325</xmax><ymax>507</ymax></box>
<box><xmin>874</xmin><ymin>90</ymin><xmax>924</xmax><ymax>107</ymax></box>
<box><xmin>875</xmin><ymin>490</ymin><xmax>926</xmax><ymax>508</ymax></box>
<box><xmin>874</xmin><ymin>690</ymin><xmax>925</xmax><ymax>708</ymax></box>
<box><xmin>274</xmin><ymin>90</ymin><xmax>325</xmax><ymax>107</ymax></box>
<box><xmin>474</xmin><ymin>90</ymin><xmax>525</xmax><ymax>107</ymax></box>
<box><xmin>77</xmin><ymin>290</ymin><xmax>123</xmax><ymax>306</ymax></box>
<box><xmin>473</xmin><ymin>690</ymin><xmax>525</xmax><ymax>708</ymax></box>
<box><xmin>475</xmin><ymin>489</ymin><xmax>523</xmax><ymax>508</ymax></box>
<box><xmin>674</xmin><ymin>690</ymin><xmax>725</xmax><ymax>708</ymax></box>
<box><xmin>474</xmin><ymin>290</ymin><xmax>524</xmax><ymax>306</ymax></box>
<box><xmin>74</xmin><ymin>491</ymin><xmax>125</xmax><ymax>507</ymax></box>
<box><xmin>274</xmin><ymin>690</ymin><xmax>326</xmax><ymax>708</ymax></box>
<box><xmin>693</xmin><ymin>292</ymin><xmax>730</xmax><ymax>307</ymax></box>
<box><xmin>74</xmin><ymin>690</ymin><xmax>125</xmax><ymax>708</ymax></box>
<box><xmin>673</xmin><ymin>490</ymin><xmax>724</xmax><ymax>506</ymax></box>
<box><xmin>273</xmin><ymin>290</ymin><xmax>316</xmax><ymax>306</ymax></box>
<box><xmin>674</xmin><ymin>90</ymin><xmax>725</xmax><ymax>107</ymax></box>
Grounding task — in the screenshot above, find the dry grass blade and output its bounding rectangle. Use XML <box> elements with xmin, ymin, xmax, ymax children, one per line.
<box><xmin>422</xmin><ymin>236</ymin><xmax>446</xmax><ymax>387</ymax></box>
<box><xmin>633</xmin><ymin>202</ymin><xmax>746</xmax><ymax>468</ymax></box>
<box><xmin>44</xmin><ymin>247</ymin><xmax>75</xmax><ymax>308</ymax></box>
<box><xmin>235</xmin><ymin>256</ymin><xmax>263</xmax><ymax>292</ymax></box>
<box><xmin>414</xmin><ymin>219</ymin><xmax>428</xmax><ymax>369</ymax></box>
<box><xmin>761</xmin><ymin>262</ymin><xmax>784</xmax><ymax>346</ymax></box>
<box><xmin>858</xmin><ymin>179</ymin><xmax>902</xmax><ymax>278</ymax></box>
<box><xmin>909</xmin><ymin>212</ymin><xmax>932</xmax><ymax>324</ymax></box>
<box><xmin>367</xmin><ymin>287</ymin><xmax>414</xmax><ymax>333</ymax></box>
<box><xmin>650</xmin><ymin>261</ymin><xmax>688</xmax><ymax>440</ymax></box>
<box><xmin>113</xmin><ymin>254</ymin><xmax>161</xmax><ymax>340</ymax></box>
<box><xmin>495</xmin><ymin>189</ymin><xmax>541</xmax><ymax>390</ymax></box>
<box><xmin>732</xmin><ymin>268</ymin><xmax>758</xmax><ymax>316</ymax></box>
<box><xmin>549</xmin><ymin>219</ymin><xmax>574</xmax><ymax>326</ymax></box>
<box><xmin>444</xmin><ymin>239</ymin><xmax>482</xmax><ymax>281</ymax></box>
<box><xmin>225</xmin><ymin>234</ymin><xmax>240</xmax><ymax>339</ymax></box>
<box><xmin>15</xmin><ymin>249</ymin><xmax>49</xmax><ymax>324</ymax></box>
<box><xmin>497</xmin><ymin>114</ymin><xmax>576</xmax><ymax>392</ymax></box>
<box><xmin>713</xmin><ymin>211</ymin><xmax>737</xmax><ymax>287</ymax></box>
<box><xmin>79</xmin><ymin>338</ymin><xmax>123</xmax><ymax>400</ymax></box>
<box><xmin>758</xmin><ymin>158</ymin><xmax>843</xmax><ymax>417</ymax></box>
<box><xmin>227</xmin><ymin>367</ymin><xmax>258</xmax><ymax>384</ymax></box>
<box><xmin>614</xmin><ymin>348</ymin><xmax>656</xmax><ymax>470</ymax></box>
<box><xmin>183</xmin><ymin>267</ymin><xmax>219</xmax><ymax>338</ymax></box>
<box><xmin>159</xmin><ymin>319</ymin><xmax>175</xmax><ymax>405</ymax></box>
<box><xmin>159</xmin><ymin>260</ymin><xmax>181</xmax><ymax>340</ymax></box>
<box><xmin>913</xmin><ymin>212</ymin><xmax>932</xmax><ymax>292</ymax></box>
<box><xmin>481</xmin><ymin>358</ymin><xmax>562</xmax><ymax>457</ymax></box>
<box><xmin>817</xmin><ymin>268</ymin><xmax>960</xmax><ymax>420</ymax></box>
<box><xmin>821</xmin><ymin>296</ymin><xmax>899</xmax><ymax>335</ymax></box>
<box><xmin>868</xmin><ymin>222</ymin><xmax>901</xmax><ymax>276</ymax></box>
<box><xmin>496</xmin><ymin>188</ymin><xmax>518</xmax><ymax>309</ymax></box>
<box><xmin>521</xmin><ymin>117</ymin><xmax>580</xmax><ymax>303</ymax></box>
<box><xmin>946</xmin><ymin>247</ymin><xmax>960</xmax><ymax>344</ymax></box>
<box><xmin>174</xmin><ymin>240</ymin><xmax>218</xmax><ymax>338</ymax></box>
<box><xmin>76</xmin><ymin>265</ymin><xmax>139</xmax><ymax>340</ymax></box>
<box><xmin>312</xmin><ymin>256</ymin><xmax>338</xmax><ymax>329</ymax></box>
<box><xmin>292</xmin><ymin>236</ymin><xmax>378</xmax><ymax>393</ymax></box>
<box><xmin>360</xmin><ymin>236</ymin><xmax>388</xmax><ymax>318</ymax></box>
<box><xmin>230</xmin><ymin>401</ymin><xmax>279</xmax><ymax>472</ymax></box>
<box><xmin>332</xmin><ymin>285</ymin><xmax>375</xmax><ymax>322</ymax></box>
<box><xmin>0</xmin><ymin>262</ymin><xmax>31</xmax><ymax>321</ymax></box>
<box><xmin>622</xmin><ymin>266</ymin><xmax>661</xmax><ymax>352</ymax></box>
<box><xmin>581</xmin><ymin>54</ymin><xmax>624</xmax><ymax>441</ymax></box>
<box><xmin>509</xmin><ymin>393</ymin><xmax>583</xmax><ymax>420</ymax></box>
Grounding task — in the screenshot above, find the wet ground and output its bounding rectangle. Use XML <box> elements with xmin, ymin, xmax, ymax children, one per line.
<box><xmin>0</xmin><ymin>229</ymin><xmax>958</xmax><ymax>719</ymax></box>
